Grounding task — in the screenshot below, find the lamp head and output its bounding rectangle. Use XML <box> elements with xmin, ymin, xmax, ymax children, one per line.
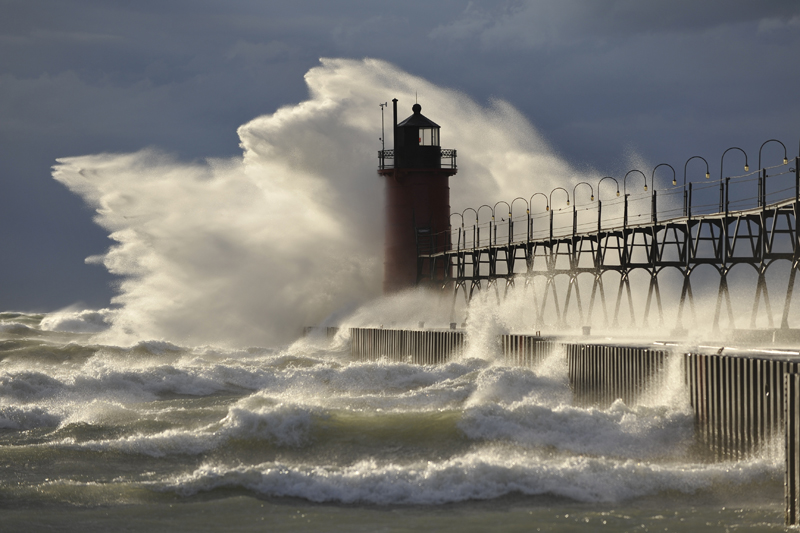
<box><xmin>644</xmin><ymin>185</ymin><xmax>648</xmax><ymax>191</ymax></box>
<box><xmin>616</xmin><ymin>191</ymin><xmax>620</xmax><ymax>197</ymax></box>
<box><xmin>546</xmin><ymin>206</ymin><xmax>550</xmax><ymax>211</ymax></box>
<box><xmin>672</xmin><ymin>178</ymin><xmax>677</xmax><ymax>185</ymax></box>
<box><xmin>591</xmin><ymin>195</ymin><xmax>594</xmax><ymax>201</ymax></box>
<box><xmin>744</xmin><ymin>164</ymin><xmax>749</xmax><ymax>171</ymax></box>
<box><xmin>567</xmin><ymin>200</ymin><xmax>570</xmax><ymax>206</ymax></box>
<box><xmin>705</xmin><ymin>172</ymin><xmax>710</xmax><ymax>179</ymax></box>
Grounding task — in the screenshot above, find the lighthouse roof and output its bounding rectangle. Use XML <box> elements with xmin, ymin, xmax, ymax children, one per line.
<box><xmin>397</xmin><ymin>103</ymin><xmax>440</xmax><ymax>128</ymax></box>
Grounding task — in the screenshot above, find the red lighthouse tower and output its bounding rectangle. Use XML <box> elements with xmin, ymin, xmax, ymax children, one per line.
<box><xmin>378</xmin><ymin>99</ymin><xmax>458</xmax><ymax>293</ymax></box>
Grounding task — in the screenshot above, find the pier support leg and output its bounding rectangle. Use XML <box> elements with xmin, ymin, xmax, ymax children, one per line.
<box><xmin>751</xmin><ymin>270</ymin><xmax>774</xmax><ymax>329</ymax></box>
<box><xmin>782</xmin><ymin>261</ymin><xmax>799</xmax><ymax>329</ymax></box>
<box><xmin>676</xmin><ymin>272</ymin><xmax>696</xmax><ymax>332</ymax></box>
<box><xmin>588</xmin><ymin>272</ymin><xmax>609</xmax><ymax>328</ymax></box>
<box><xmin>643</xmin><ymin>272</ymin><xmax>663</xmax><ymax>327</ymax></box>
<box><xmin>713</xmin><ymin>273</ymin><xmax>735</xmax><ymax>333</ymax></box>
<box><xmin>613</xmin><ymin>272</ymin><xmax>635</xmax><ymax>328</ymax></box>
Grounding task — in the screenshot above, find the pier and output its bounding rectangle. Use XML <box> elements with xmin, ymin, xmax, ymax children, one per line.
<box><xmin>367</xmin><ymin>117</ymin><xmax>800</xmax><ymax>522</ymax></box>
<box><xmin>418</xmin><ymin>143</ymin><xmax>800</xmax><ymax>336</ymax></box>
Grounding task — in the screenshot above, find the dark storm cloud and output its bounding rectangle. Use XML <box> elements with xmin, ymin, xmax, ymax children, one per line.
<box><xmin>427</xmin><ymin>0</ymin><xmax>800</xmax><ymax>175</ymax></box>
<box><xmin>1</xmin><ymin>0</ymin><xmax>799</xmax><ymax>310</ymax></box>
<box><xmin>432</xmin><ymin>0</ymin><xmax>800</xmax><ymax>46</ymax></box>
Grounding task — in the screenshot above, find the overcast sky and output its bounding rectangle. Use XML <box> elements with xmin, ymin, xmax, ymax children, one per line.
<box><xmin>2</xmin><ymin>0</ymin><xmax>799</xmax><ymax>311</ymax></box>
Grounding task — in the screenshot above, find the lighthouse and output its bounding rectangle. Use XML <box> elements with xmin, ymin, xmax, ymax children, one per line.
<box><xmin>378</xmin><ymin>99</ymin><xmax>458</xmax><ymax>293</ymax></box>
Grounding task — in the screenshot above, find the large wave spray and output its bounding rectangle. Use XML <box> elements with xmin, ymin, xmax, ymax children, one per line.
<box><xmin>52</xmin><ymin>58</ymin><xmax>580</xmax><ymax>347</ymax></box>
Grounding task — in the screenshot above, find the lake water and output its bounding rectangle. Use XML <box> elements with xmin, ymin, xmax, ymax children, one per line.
<box><xmin>0</xmin><ymin>313</ymin><xmax>786</xmax><ymax>531</ymax></box>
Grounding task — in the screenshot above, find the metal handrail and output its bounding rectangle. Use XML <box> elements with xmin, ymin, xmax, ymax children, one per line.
<box><xmin>378</xmin><ymin>149</ymin><xmax>457</xmax><ymax>170</ymax></box>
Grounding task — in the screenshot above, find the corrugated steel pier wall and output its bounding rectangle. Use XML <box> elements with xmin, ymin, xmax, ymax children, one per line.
<box><xmin>566</xmin><ymin>343</ymin><xmax>670</xmax><ymax>408</ymax></box>
<box><xmin>564</xmin><ymin>343</ymin><xmax>799</xmax><ymax>461</ymax></box>
<box><xmin>786</xmin><ymin>371</ymin><xmax>800</xmax><ymax>525</ymax></box>
<box><xmin>683</xmin><ymin>352</ymin><xmax>798</xmax><ymax>461</ymax></box>
<box><xmin>350</xmin><ymin>328</ymin><xmax>465</xmax><ymax>364</ymax></box>
<box><xmin>349</xmin><ymin>329</ymin><xmax>555</xmax><ymax>367</ymax></box>
<box><xmin>500</xmin><ymin>334</ymin><xmax>557</xmax><ymax>368</ymax></box>
<box><xmin>350</xmin><ymin>329</ymin><xmax>670</xmax><ymax>408</ymax></box>
<box><xmin>502</xmin><ymin>337</ymin><xmax>671</xmax><ymax>409</ymax></box>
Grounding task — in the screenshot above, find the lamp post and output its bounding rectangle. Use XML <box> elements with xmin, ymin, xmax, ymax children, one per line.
<box><xmin>462</xmin><ymin>207</ymin><xmax>478</xmax><ymax>249</ymax></box>
<box><xmin>623</xmin><ymin>170</ymin><xmax>647</xmax><ymax>227</ymax></box>
<box><xmin>683</xmin><ymin>156</ymin><xmax>710</xmax><ymax>217</ymax></box>
<box><xmin>572</xmin><ymin>182</ymin><xmax>594</xmax><ymax>236</ymax></box>
<box><xmin>450</xmin><ymin>212</ymin><xmax>463</xmax><ymax>252</ymax></box>
<box><xmin>720</xmin><ymin>147</ymin><xmax>749</xmax><ymax>214</ymax></box>
<box><xmin>511</xmin><ymin>197</ymin><xmax>529</xmax><ymax>242</ymax></box>
<box><xmin>652</xmin><ymin>164</ymin><xmax>674</xmax><ymax>224</ymax></box>
<box><xmin>494</xmin><ymin>200</ymin><xmax>512</xmax><ymax>245</ymax></box>
<box><xmin>477</xmin><ymin>204</ymin><xmax>493</xmax><ymax>247</ymax></box>
<box><xmin>758</xmin><ymin>139</ymin><xmax>789</xmax><ymax>207</ymax></box>
<box><xmin>529</xmin><ymin>192</ymin><xmax>549</xmax><ymax>240</ymax></box>
<box><xmin>549</xmin><ymin>187</ymin><xmax>570</xmax><ymax>241</ymax></box>
<box><xmin>597</xmin><ymin>177</ymin><xmax>619</xmax><ymax>232</ymax></box>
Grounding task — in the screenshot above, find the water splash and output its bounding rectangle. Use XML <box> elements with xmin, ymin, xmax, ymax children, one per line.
<box><xmin>53</xmin><ymin>58</ymin><xmax>581</xmax><ymax>347</ymax></box>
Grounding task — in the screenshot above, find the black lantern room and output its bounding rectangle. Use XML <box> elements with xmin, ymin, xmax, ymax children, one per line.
<box><xmin>393</xmin><ymin>103</ymin><xmax>442</xmax><ymax>169</ymax></box>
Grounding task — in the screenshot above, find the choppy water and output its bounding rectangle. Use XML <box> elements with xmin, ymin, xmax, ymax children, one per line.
<box><xmin>0</xmin><ymin>312</ymin><xmax>787</xmax><ymax>531</ymax></box>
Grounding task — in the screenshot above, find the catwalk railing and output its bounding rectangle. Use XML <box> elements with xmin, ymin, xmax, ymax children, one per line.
<box><xmin>418</xmin><ymin>153</ymin><xmax>800</xmax><ymax>333</ymax></box>
<box><xmin>377</xmin><ymin>148</ymin><xmax>457</xmax><ymax>170</ymax></box>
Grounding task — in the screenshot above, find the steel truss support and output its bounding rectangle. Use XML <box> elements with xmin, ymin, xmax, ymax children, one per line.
<box><xmin>424</xmin><ymin>195</ymin><xmax>800</xmax><ymax>332</ymax></box>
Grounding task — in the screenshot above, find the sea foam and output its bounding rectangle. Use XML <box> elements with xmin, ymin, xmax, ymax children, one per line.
<box><xmin>163</xmin><ymin>448</ymin><xmax>781</xmax><ymax>505</ymax></box>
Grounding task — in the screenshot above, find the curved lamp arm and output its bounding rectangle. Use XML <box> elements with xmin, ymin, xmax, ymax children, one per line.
<box><xmin>477</xmin><ymin>204</ymin><xmax>494</xmax><ymax>224</ymax></box>
<box><xmin>572</xmin><ymin>181</ymin><xmax>595</xmax><ymax>203</ymax></box>
<box><xmin>623</xmin><ymin>170</ymin><xmax>648</xmax><ymax>196</ymax></box>
<box><xmin>493</xmin><ymin>200</ymin><xmax>511</xmax><ymax>221</ymax></box>
<box><xmin>598</xmin><ymin>176</ymin><xmax>620</xmax><ymax>199</ymax></box>
<box><xmin>759</xmin><ymin>139</ymin><xmax>788</xmax><ymax>170</ymax></box>
<box><xmin>462</xmin><ymin>207</ymin><xmax>478</xmax><ymax>225</ymax></box>
<box><xmin>652</xmin><ymin>163</ymin><xmax>676</xmax><ymax>187</ymax></box>
<box><xmin>530</xmin><ymin>192</ymin><xmax>550</xmax><ymax>212</ymax></box>
<box><xmin>549</xmin><ymin>187</ymin><xmax>570</xmax><ymax>208</ymax></box>
<box><xmin>683</xmin><ymin>155</ymin><xmax>710</xmax><ymax>187</ymax></box>
<box><xmin>511</xmin><ymin>196</ymin><xmax>529</xmax><ymax>218</ymax></box>
<box><xmin>720</xmin><ymin>147</ymin><xmax>749</xmax><ymax>180</ymax></box>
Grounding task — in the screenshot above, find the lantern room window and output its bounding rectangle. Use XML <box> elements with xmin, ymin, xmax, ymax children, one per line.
<box><xmin>419</xmin><ymin>127</ymin><xmax>439</xmax><ymax>146</ymax></box>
